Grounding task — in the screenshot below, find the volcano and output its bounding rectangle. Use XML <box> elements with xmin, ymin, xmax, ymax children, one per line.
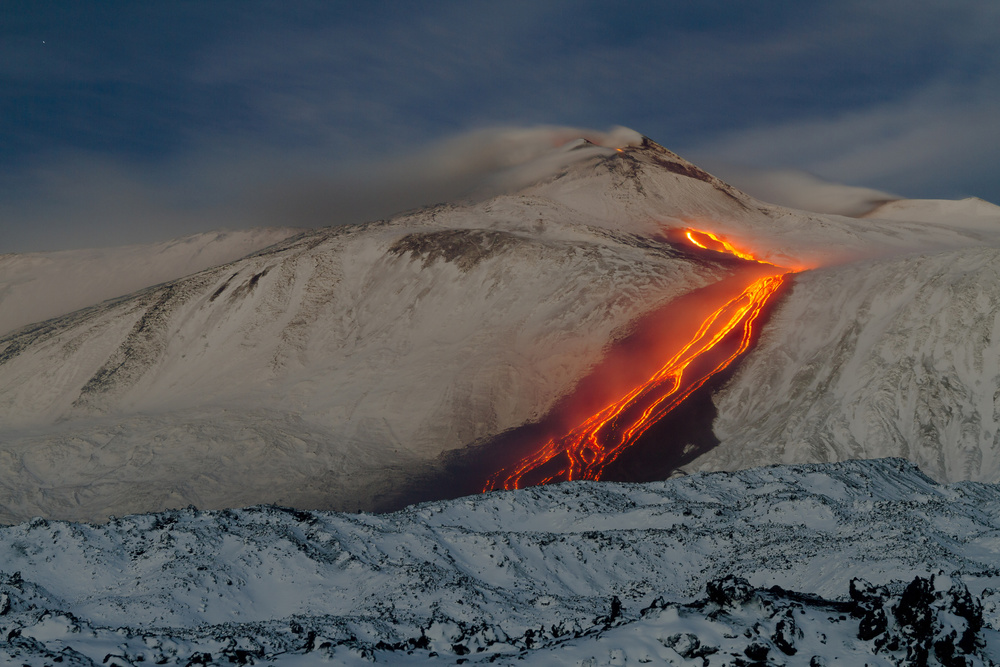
<box><xmin>5</xmin><ymin>132</ymin><xmax>1000</xmax><ymax>665</ymax></box>
<box><xmin>1</xmin><ymin>135</ymin><xmax>1000</xmax><ymax>524</ymax></box>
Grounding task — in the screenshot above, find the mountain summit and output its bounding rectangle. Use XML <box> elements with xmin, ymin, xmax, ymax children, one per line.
<box><xmin>1</xmin><ymin>136</ymin><xmax>999</xmax><ymax>522</ymax></box>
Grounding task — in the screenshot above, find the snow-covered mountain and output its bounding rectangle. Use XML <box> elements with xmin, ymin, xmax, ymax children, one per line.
<box><xmin>1</xmin><ymin>458</ymin><xmax>998</xmax><ymax>665</ymax></box>
<box><xmin>2</xmin><ymin>136</ymin><xmax>1000</xmax><ymax>523</ymax></box>
<box><xmin>0</xmin><ymin>139</ymin><xmax>741</xmax><ymax>522</ymax></box>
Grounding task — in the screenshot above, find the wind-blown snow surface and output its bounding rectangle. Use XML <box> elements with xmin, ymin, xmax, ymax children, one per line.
<box><xmin>0</xmin><ymin>228</ymin><xmax>301</xmax><ymax>336</ymax></box>
<box><xmin>693</xmin><ymin>197</ymin><xmax>1000</xmax><ymax>483</ymax></box>
<box><xmin>1</xmin><ymin>459</ymin><xmax>998</xmax><ymax>665</ymax></box>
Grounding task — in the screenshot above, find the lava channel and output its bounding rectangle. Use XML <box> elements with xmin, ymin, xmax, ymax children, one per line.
<box><xmin>483</xmin><ymin>229</ymin><xmax>793</xmax><ymax>492</ymax></box>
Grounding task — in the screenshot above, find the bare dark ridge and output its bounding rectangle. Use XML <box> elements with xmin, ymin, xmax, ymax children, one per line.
<box><xmin>71</xmin><ymin>271</ymin><xmax>215</xmax><ymax>407</ymax></box>
<box><xmin>209</xmin><ymin>272</ymin><xmax>239</xmax><ymax>302</ymax></box>
<box><xmin>633</xmin><ymin>137</ymin><xmax>754</xmax><ymax>211</ymax></box>
<box><xmin>227</xmin><ymin>267</ymin><xmax>272</xmax><ymax>302</ymax></box>
<box><xmin>388</xmin><ymin>229</ymin><xmax>524</xmax><ymax>272</ymax></box>
<box><xmin>0</xmin><ymin>324</ymin><xmax>56</xmax><ymax>366</ymax></box>
<box><xmin>244</xmin><ymin>222</ymin><xmax>369</xmax><ymax>262</ymax></box>
<box><xmin>646</xmin><ymin>155</ymin><xmax>715</xmax><ymax>185</ymax></box>
<box><xmin>74</xmin><ymin>284</ymin><xmax>181</xmax><ymax>402</ymax></box>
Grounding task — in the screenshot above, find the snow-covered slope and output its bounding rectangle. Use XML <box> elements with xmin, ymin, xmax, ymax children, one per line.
<box><xmin>3</xmin><ymin>136</ymin><xmax>1000</xmax><ymax>521</ymax></box>
<box><xmin>693</xmin><ymin>199</ymin><xmax>1000</xmax><ymax>483</ymax></box>
<box><xmin>0</xmin><ymin>148</ymin><xmax>742</xmax><ymax>521</ymax></box>
<box><xmin>0</xmin><ymin>459</ymin><xmax>998</xmax><ymax>665</ymax></box>
<box><xmin>0</xmin><ymin>227</ymin><xmax>302</xmax><ymax>336</ymax></box>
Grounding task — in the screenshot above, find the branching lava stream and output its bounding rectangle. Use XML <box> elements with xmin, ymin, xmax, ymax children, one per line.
<box><xmin>483</xmin><ymin>229</ymin><xmax>794</xmax><ymax>492</ymax></box>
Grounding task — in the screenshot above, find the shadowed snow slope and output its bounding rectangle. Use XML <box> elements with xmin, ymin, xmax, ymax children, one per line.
<box><xmin>0</xmin><ymin>459</ymin><xmax>998</xmax><ymax>664</ymax></box>
<box><xmin>3</xmin><ymin>136</ymin><xmax>1000</xmax><ymax>522</ymax></box>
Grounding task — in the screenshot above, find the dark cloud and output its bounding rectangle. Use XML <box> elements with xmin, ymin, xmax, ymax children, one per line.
<box><xmin>0</xmin><ymin>126</ymin><xmax>640</xmax><ymax>252</ymax></box>
<box><xmin>1</xmin><ymin>1</ymin><xmax>998</xmax><ymax>250</ymax></box>
<box><xmin>688</xmin><ymin>78</ymin><xmax>1000</xmax><ymax>200</ymax></box>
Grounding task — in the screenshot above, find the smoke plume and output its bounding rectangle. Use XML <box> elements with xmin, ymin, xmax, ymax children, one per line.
<box><xmin>1</xmin><ymin>126</ymin><xmax>642</xmax><ymax>253</ymax></box>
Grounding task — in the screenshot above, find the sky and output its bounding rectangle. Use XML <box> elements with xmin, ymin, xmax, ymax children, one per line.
<box><xmin>2</xmin><ymin>1</ymin><xmax>999</xmax><ymax>252</ymax></box>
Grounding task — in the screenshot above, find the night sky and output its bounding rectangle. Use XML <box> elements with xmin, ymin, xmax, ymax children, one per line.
<box><xmin>3</xmin><ymin>1</ymin><xmax>999</xmax><ymax>251</ymax></box>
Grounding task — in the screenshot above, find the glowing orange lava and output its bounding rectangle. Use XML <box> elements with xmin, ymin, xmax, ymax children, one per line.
<box><xmin>483</xmin><ymin>229</ymin><xmax>793</xmax><ymax>492</ymax></box>
<box><xmin>684</xmin><ymin>229</ymin><xmax>771</xmax><ymax>265</ymax></box>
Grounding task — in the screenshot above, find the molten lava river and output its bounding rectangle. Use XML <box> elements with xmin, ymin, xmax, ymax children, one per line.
<box><xmin>483</xmin><ymin>229</ymin><xmax>796</xmax><ymax>492</ymax></box>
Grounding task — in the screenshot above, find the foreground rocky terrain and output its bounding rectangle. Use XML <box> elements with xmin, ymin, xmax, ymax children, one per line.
<box><xmin>1</xmin><ymin>459</ymin><xmax>998</xmax><ymax>665</ymax></box>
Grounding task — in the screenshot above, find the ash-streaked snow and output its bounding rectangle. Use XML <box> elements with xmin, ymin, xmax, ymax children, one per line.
<box><xmin>0</xmin><ymin>459</ymin><xmax>997</xmax><ymax>665</ymax></box>
<box><xmin>0</xmin><ymin>227</ymin><xmax>302</xmax><ymax>336</ymax></box>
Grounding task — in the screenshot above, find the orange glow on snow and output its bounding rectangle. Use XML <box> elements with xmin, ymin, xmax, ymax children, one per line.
<box><xmin>483</xmin><ymin>229</ymin><xmax>796</xmax><ymax>492</ymax></box>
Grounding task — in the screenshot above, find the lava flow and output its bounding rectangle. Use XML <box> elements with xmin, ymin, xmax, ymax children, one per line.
<box><xmin>483</xmin><ymin>229</ymin><xmax>792</xmax><ymax>492</ymax></box>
